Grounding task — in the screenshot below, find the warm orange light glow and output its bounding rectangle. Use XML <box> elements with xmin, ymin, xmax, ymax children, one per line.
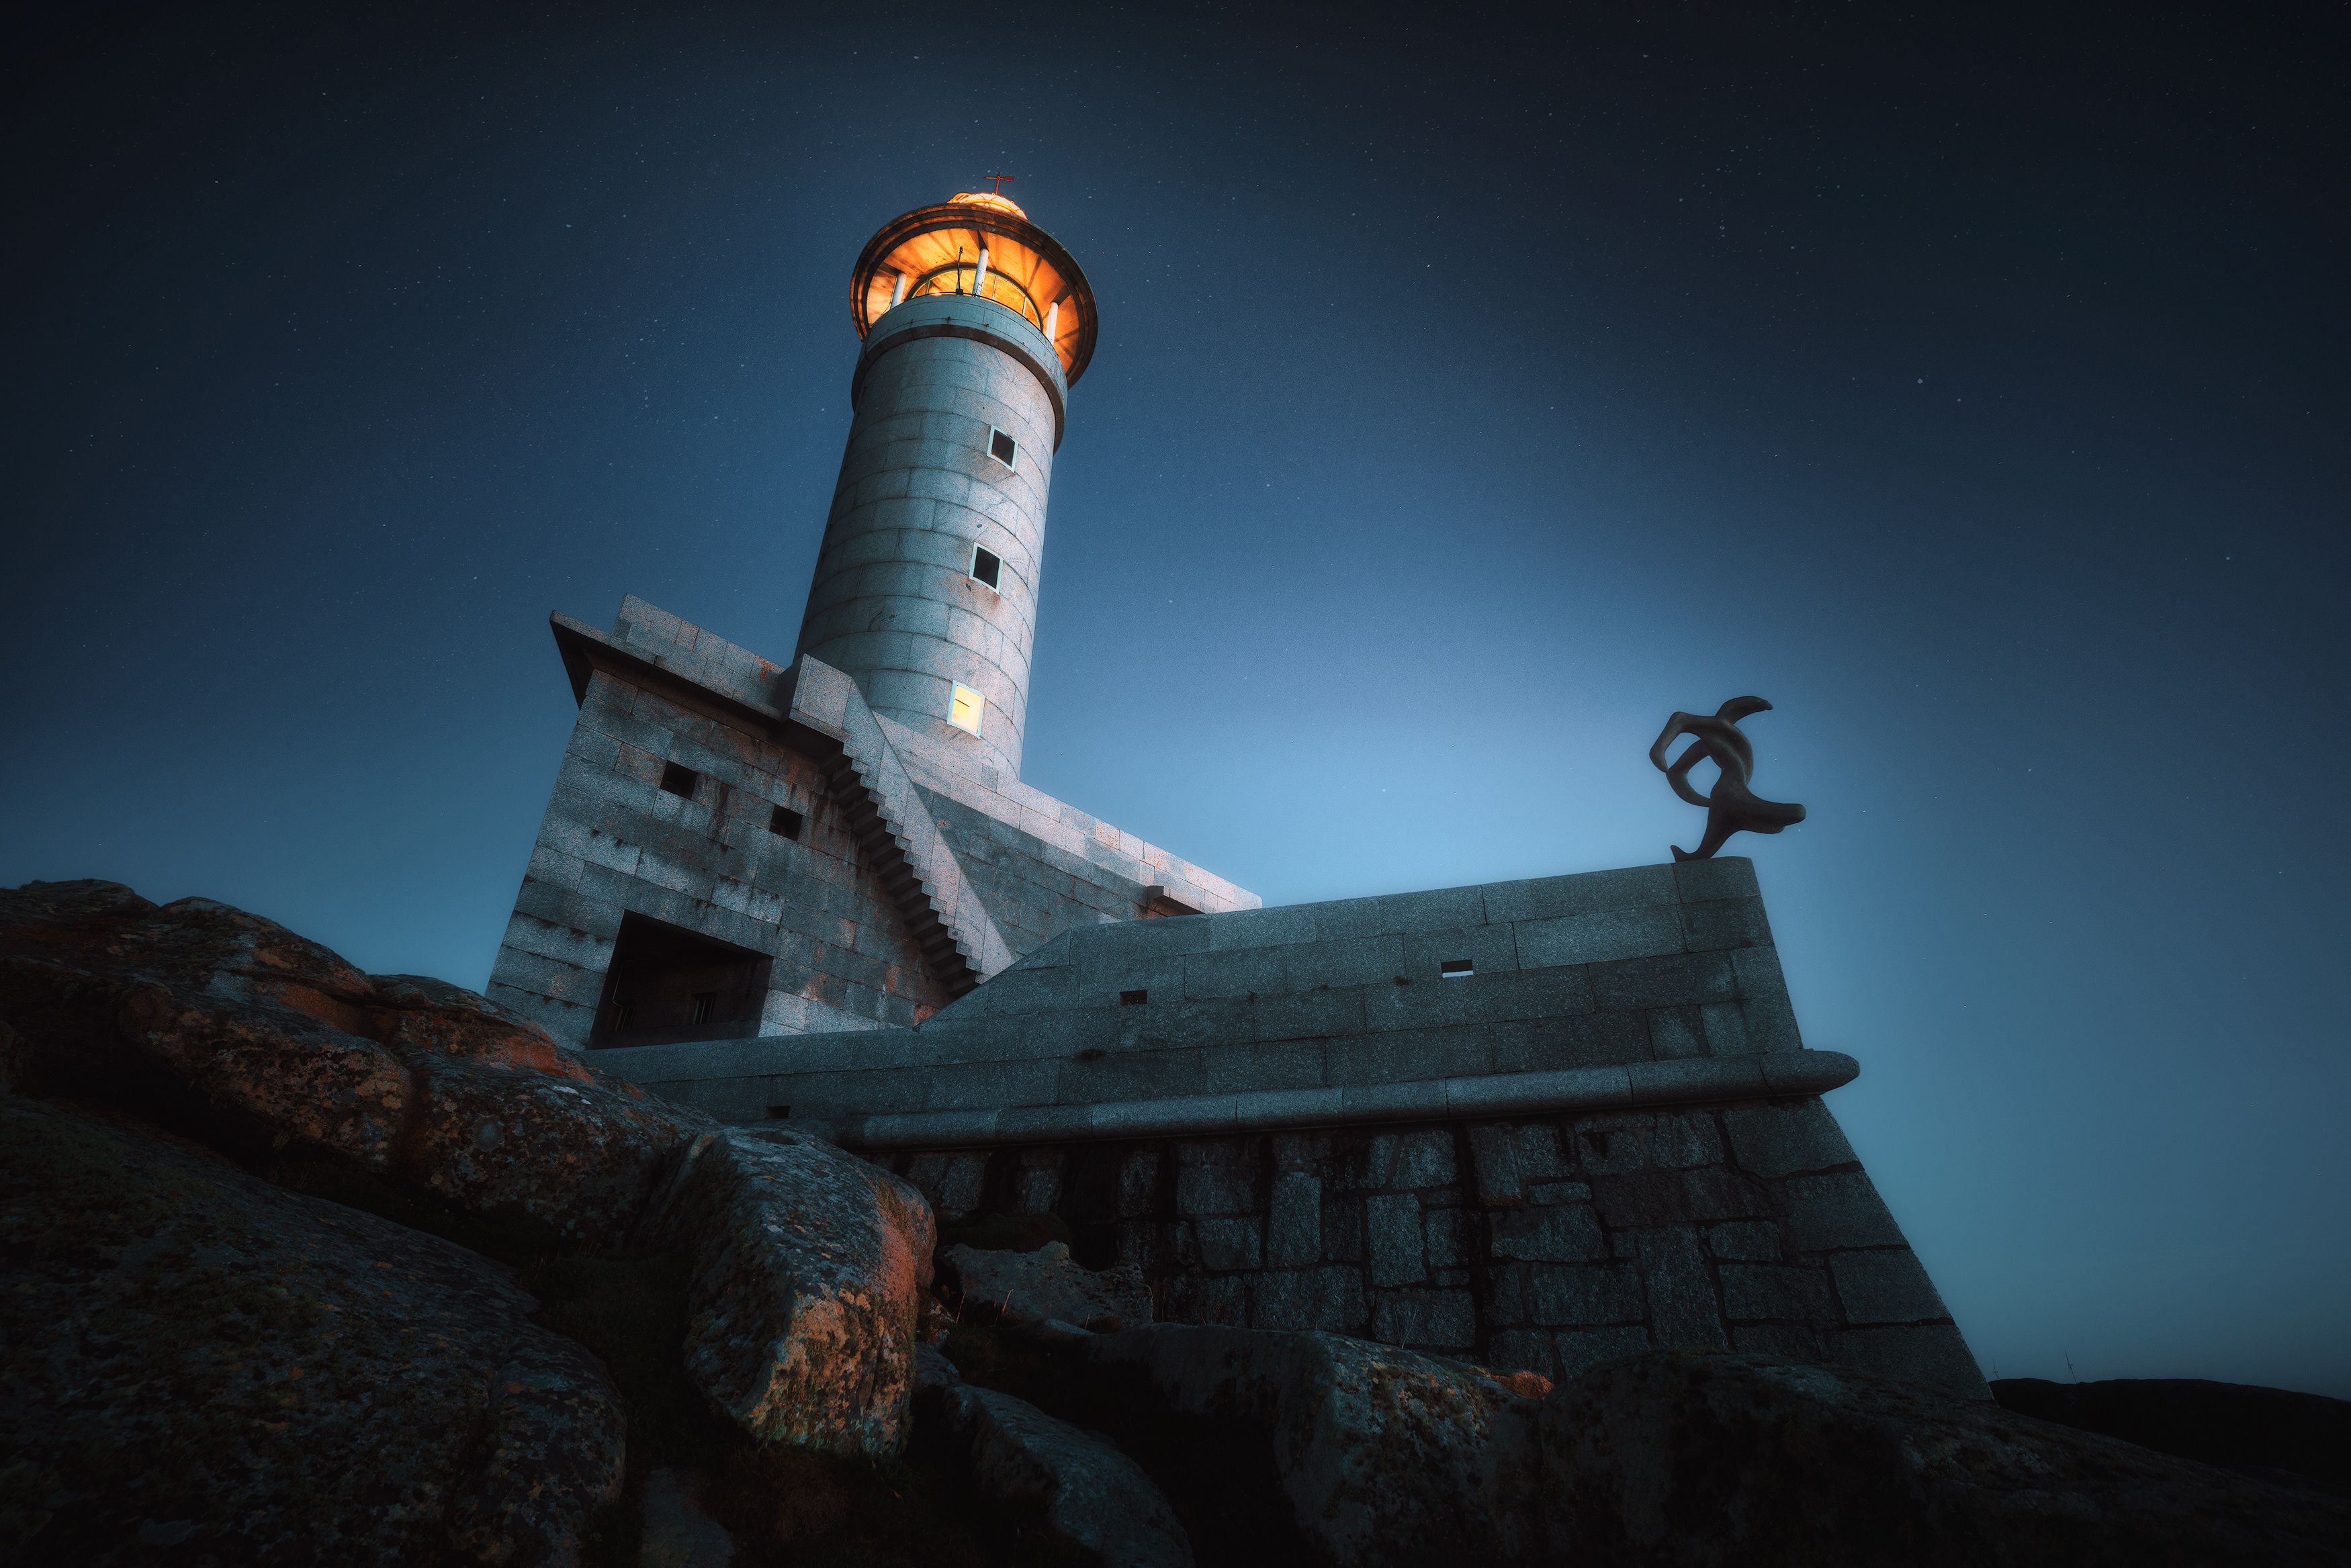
<box><xmin>948</xmin><ymin>682</ymin><xmax>985</xmax><ymax>734</ymax></box>
<box><xmin>852</xmin><ymin>197</ymin><xmax>1096</xmax><ymax>383</ymax></box>
<box><xmin>950</xmin><ymin>191</ymin><xmax>1028</xmax><ymax>220</ymax></box>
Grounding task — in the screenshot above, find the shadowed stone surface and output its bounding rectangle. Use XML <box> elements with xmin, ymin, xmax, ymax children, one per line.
<box><xmin>1525</xmin><ymin>1353</ymin><xmax>2351</xmax><ymax>1566</ymax></box>
<box><xmin>635</xmin><ymin>1128</ymin><xmax>936</xmax><ymax>1455</ymax></box>
<box><xmin>637</xmin><ymin>1468</ymin><xmax>734</xmax><ymax>1568</ymax></box>
<box><xmin>0</xmin><ymin>1095</ymin><xmax>625</xmax><ymax>1565</ymax></box>
<box><xmin>945</xmin><ymin>1240</ymin><xmax>1153</xmax><ymax>1330</ymax></box>
<box><xmin>1083</xmin><ymin>1324</ymin><xmax>1541</xmax><ymax>1566</ymax></box>
<box><xmin>926</xmin><ymin>1382</ymin><xmax>1194</xmax><ymax>1568</ymax></box>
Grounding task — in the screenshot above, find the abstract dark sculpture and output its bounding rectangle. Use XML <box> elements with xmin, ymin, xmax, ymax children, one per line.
<box><xmin>1650</xmin><ymin>697</ymin><xmax>1808</xmax><ymax>861</ymax></box>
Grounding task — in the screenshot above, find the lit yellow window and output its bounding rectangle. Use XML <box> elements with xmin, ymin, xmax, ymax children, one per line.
<box><xmin>948</xmin><ymin>682</ymin><xmax>985</xmax><ymax>734</ymax></box>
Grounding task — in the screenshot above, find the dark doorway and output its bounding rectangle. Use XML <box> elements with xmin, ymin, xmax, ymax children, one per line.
<box><xmin>588</xmin><ymin>911</ymin><xmax>772</xmax><ymax>1048</ymax></box>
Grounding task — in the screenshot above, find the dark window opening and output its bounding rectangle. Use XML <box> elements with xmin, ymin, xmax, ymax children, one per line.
<box><xmin>588</xmin><ymin>911</ymin><xmax>773</xmax><ymax>1048</ymax></box>
<box><xmin>769</xmin><ymin>804</ymin><xmax>804</xmax><ymax>840</ymax></box>
<box><xmin>659</xmin><ymin>762</ymin><xmax>699</xmax><ymax>799</ymax></box>
<box><xmin>1119</xmin><ymin>988</ymin><xmax>1149</xmax><ymax>1007</ymax></box>
<box><xmin>971</xmin><ymin>546</ymin><xmax>1002</xmax><ymax>590</ymax></box>
<box><xmin>1440</xmin><ymin>958</ymin><xmax>1475</xmax><ymax>978</ymax></box>
<box><xmin>765</xmin><ymin>1104</ymin><xmax>793</xmax><ymax>1120</ymax></box>
<box><xmin>989</xmin><ymin>428</ymin><xmax>1018</xmax><ymax>468</ymax></box>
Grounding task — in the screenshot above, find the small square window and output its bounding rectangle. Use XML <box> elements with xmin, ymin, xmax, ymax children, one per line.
<box><xmin>988</xmin><ymin>428</ymin><xmax>1018</xmax><ymax>469</ymax></box>
<box><xmin>948</xmin><ymin>682</ymin><xmax>985</xmax><ymax>734</ymax></box>
<box><xmin>1439</xmin><ymin>958</ymin><xmax>1475</xmax><ymax>978</ymax></box>
<box><xmin>689</xmin><ymin>992</ymin><xmax>717</xmax><ymax>1027</ymax></box>
<box><xmin>1119</xmin><ymin>988</ymin><xmax>1149</xmax><ymax>1007</ymax></box>
<box><xmin>659</xmin><ymin>763</ymin><xmax>699</xmax><ymax>798</ymax></box>
<box><xmin>970</xmin><ymin>545</ymin><xmax>1002</xmax><ymax>590</ymax></box>
<box><xmin>769</xmin><ymin>804</ymin><xmax>804</xmax><ymax>841</ymax></box>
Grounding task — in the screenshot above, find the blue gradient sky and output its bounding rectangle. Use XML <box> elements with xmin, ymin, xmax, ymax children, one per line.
<box><xmin>6</xmin><ymin>4</ymin><xmax>2345</xmax><ymax>1393</ymax></box>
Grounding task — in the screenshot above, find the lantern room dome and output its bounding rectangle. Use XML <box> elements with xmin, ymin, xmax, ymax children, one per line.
<box><xmin>850</xmin><ymin>193</ymin><xmax>1098</xmax><ymax>385</ymax></box>
<box><xmin>948</xmin><ymin>191</ymin><xmax>1027</xmax><ymax>220</ymax></box>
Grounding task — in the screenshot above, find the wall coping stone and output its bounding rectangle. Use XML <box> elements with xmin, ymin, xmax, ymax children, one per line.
<box><xmin>794</xmin><ymin>1050</ymin><xmax>1859</xmax><ymax>1150</ymax></box>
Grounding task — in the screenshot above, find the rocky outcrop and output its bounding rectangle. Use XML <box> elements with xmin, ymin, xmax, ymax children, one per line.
<box><xmin>0</xmin><ymin>881</ymin><xmax>701</xmax><ymax>1248</ymax></box>
<box><xmin>1084</xmin><ymin>1324</ymin><xmax>1540</xmax><ymax>1565</ymax></box>
<box><xmin>1</xmin><ymin>881</ymin><xmax>944</xmax><ymax>1464</ymax></box>
<box><xmin>1527</xmin><ymin>1352</ymin><xmax>2351</xmax><ymax>1567</ymax></box>
<box><xmin>0</xmin><ymin>1094</ymin><xmax>626</xmax><ymax>1565</ymax></box>
<box><xmin>918</xmin><ymin>1350</ymin><xmax>1194</xmax><ymax>1568</ymax></box>
<box><xmin>637</xmin><ymin>1128</ymin><xmax>936</xmax><ymax>1455</ymax></box>
<box><xmin>945</xmin><ymin>1239</ymin><xmax>1153</xmax><ymax>1330</ymax></box>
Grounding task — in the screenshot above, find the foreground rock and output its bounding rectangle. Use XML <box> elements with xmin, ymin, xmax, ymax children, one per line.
<box><xmin>637</xmin><ymin>1128</ymin><xmax>935</xmax><ymax>1455</ymax></box>
<box><xmin>1529</xmin><ymin>1352</ymin><xmax>2351</xmax><ymax>1566</ymax></box>
<box><xmin>0</xmin><ymin>880</ymin><xmax>700</xmax><ymax>1248</ymax></box>
<box><xmin>1085</xmin><ymin>1324</ymin><xmax>1538</xmax><ymax>1565</ymax></box>
<box><xmin>920</xmin><ymin>1353</ymin><xmax>1194</xmax><ymax>1568</ymax></box>
<box><xmin>0</xmin><ymin>1095</ymin><xmax>626</xmax><ymax>1565</ymax></box>
<box><xmin>945</xmin><ymin>1239</ymin><xmax>1153</xmax><ymax>1330</ymax></box>
<box><xmin>1</xmin><ymin>880</ymin><xmax>945</xmax><ymax>1462</ymax></box>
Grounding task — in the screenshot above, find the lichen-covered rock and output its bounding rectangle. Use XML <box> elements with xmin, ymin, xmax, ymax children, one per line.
<box><xmin>945</xmin><ymin>1240</ymin><xmax>1155</xmax><ymax>1330</ymax></box>
<box><xmin>0</xmin><ymin>1095</ymin><xmax>626</xmax><ymax>1565</ymax></box>
<box><xmin>396</xmin><ymin>1051</ymin><xmax>700</xmax><ymax>1249</ymax></box>
<box><xmin>1527</xmin><ymin>1352</ymin><xmax>2351</xmax><ymax>1567</ymax></box>
<box><xmin>926</xmin><ymin>1382</ymin><xmax>1194</xmax><ymax>1568</ymax></box>
<box><xmin>637</xmin><ymin>1128</ymin><xmax>936</xmax><ymax>1455</ymax></box>
<box><xmin>1084</xmin><ymin>1324</ymin><xmax>1539</xmax><ymax>1565</ymax></box>
<box><xmin>0</xmin><ymin>884</ymin><xmax>414</xmax><ymax>1165</ymax></box>
<box><xmin>0</xmin><ymin>880</ymin><xmax>705</xmax><ymax>1248</ymax></box>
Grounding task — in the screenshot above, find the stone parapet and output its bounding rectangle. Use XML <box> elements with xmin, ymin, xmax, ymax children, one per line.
<box><xmin>809</xmin><ymin>1050</ymin><xmax>1858</xmax><ymax>1149</ymax></box>
<box><xmin>593</xmin><ymin>856</ymin><xmax>1802</xmax><ymax>1129</ymax></box>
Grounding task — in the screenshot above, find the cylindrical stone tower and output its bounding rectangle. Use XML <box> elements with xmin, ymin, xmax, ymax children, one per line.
<box><xmin>796</xmin><ymin>190</ymin><xmax>1098</xmax><ymax>782</ymax></box>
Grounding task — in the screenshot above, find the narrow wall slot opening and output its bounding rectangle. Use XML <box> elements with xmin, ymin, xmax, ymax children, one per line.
<box><xmin>659</xmin><ymin>763</ymin><xmax>699</xmax><ymax>799</ymax></box>
<box><xmin>1440</xmin><ymin>958</ymin><xmax>1476</xmax><ymax>979</ymax></box>
<box><xmin>1119</xmin><ymin>988</ymin><xmax>1149</xmax><ymax>1007</ymax></box>
<box><xmin>765</xmin><ymin>1104</ymin><xmax>793</xmax><ymax>1120</ymax></box>
<box><xmin>988</xmin><ymin>428</ymin><xmax>1018</xmax><ymax>469</ymax></box>
<box><xmin>769</xmin><ymin>805</ymin><xmax>804</xmax><ymax>840</ymax></box>
<box><xmin>970</xmin><ymin>545</ymin><xmax>1002</xmax><ymax>590</ymax></box>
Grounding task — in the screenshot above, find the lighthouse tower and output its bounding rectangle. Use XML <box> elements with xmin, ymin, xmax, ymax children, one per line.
<box><xmin>492</xmin><ymin>183</ymin><xmax>1246</xmax><ymax>1052</ymax></box>
<box><xmin>794</xmin><ymin>189</ymin><xmax>1098</xmax><ymax>784</ymax></box>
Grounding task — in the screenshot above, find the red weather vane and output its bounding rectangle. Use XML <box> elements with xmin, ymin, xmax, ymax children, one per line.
<box><xmin>983</xmin><ymin>172</ymin><xmax>1015</xmax><ymax>194</ymax></box>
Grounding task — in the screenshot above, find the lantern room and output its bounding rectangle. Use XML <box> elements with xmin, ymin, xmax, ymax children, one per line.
<box><xmin>849</xmin><ymin>191</ymin><xmax>1098</xmax><ymax>383</ymax></box>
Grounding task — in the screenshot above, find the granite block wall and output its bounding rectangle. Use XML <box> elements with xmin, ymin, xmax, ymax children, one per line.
<box><xmin>488</xmin><ymin>666</ymin><xmax>947</xmax><ymax>1043</ymax></box>
<box><xmin>885</xmin><ymin>1096</ymin><xmax>1986</xmax><ymax>1397</ymax></box>
<box><xmin>492</xmin><ymin>598</ymin><xmax>1257</xmax><ymax>1047</ymax></box>
<box><xmin>599</xmin><ymin>856</ymin><xmax>1813</xmax><ymax>1140</ymax></box>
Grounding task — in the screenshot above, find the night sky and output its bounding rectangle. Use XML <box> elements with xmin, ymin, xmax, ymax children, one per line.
<box><xmin>7</xmin><ymin>4</ymin><xmax>2346</xmax><ymax>1394</ymax></box>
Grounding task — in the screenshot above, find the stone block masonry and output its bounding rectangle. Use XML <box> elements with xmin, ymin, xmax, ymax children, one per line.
<box><xmin>487</xmin><ymin>598</ymin><xmax>1255</xmax><ymax>1049</ymax></box>
<box><xmin>874</xmin><ymin>1101</ymin><xmax>1982</xmax><ymax>1399</ymax></box>
<box><xmin>594</xmin><ymin>854</ymin><xmax>1990</xmax><ymax>1397</ymax></box>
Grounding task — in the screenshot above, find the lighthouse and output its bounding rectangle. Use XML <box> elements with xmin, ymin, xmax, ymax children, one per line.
<box><xmin>795</xmin><ymin>188</ymin><xmax>1098</xmax><ymax>785</ymax></box>
<box><xmin>492</xmin><ymin>186</ymin><xmax>1245</xmax><ymax>1047</ymax></box>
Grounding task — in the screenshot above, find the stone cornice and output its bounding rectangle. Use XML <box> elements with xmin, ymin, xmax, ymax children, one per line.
<box><xmin>798</xmin><ymin>1050</ymin><xmax>1861</xmax><ymax>1150</ymax></box>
